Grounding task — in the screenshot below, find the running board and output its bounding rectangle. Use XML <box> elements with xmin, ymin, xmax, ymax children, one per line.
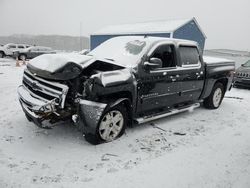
<box><xmin>134</xmin><ymin>103</ymin><xmax>200</xmax><ymax>124</ymax></box>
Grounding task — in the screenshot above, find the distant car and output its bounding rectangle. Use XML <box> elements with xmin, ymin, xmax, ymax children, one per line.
<box><xmin>234</xmin><ymin>60</ymin><xmax>250</xmax><ymax>88</ymax></box>
<box><xmin>14</xmin><ymin>46</ymin><xmax>56</xmax><ymax>61</ymax></box>
<box><xmin>0</xmin><ymin>43</ymin><xmax>31</xmax><ymax>58</ymax></box>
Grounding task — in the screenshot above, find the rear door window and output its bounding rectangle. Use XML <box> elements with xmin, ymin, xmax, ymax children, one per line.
<box><xmin>179</xmin><ymin>46</ymin><xmax>200</xmax><ymax>66</ymax></box>
<box><xmin>8</xmin><ymin>45</ymin><xmax>16</xmax><ymax>49</ymax></box>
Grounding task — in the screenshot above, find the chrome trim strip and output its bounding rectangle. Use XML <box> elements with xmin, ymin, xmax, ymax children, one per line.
<box><xmin>22</xmin><ymin>84</ymin><xmax>49</xmax><ymax>103</ymax></box>
<box><xmin>23</xmin><ymin>75</ymin><xmax>60</xmax><ymax>98</ymax></box>
<box><xmin>149</xmin><ymin>64</ymin><xmax>201</xmax><ymax>74</ymax></box>
<box><xmin>23</xmin><ymin>74</ymin><xmax>61</xmax><ymax>95</ymax></box>
<box><xmin>24</xmin><ymin>69</ymin><xmax>68</xmax><ymax>91</ymax></box>
<box><xmin>23</xmin><ymin>69</ymin><xmax>69</xmax><ymax>108</ymax></box>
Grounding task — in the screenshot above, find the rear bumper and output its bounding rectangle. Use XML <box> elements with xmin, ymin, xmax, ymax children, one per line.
<box><xmin>18</xmin><ymin>85</ymin><xmax>57</xmax><ymax>126</ymax></box>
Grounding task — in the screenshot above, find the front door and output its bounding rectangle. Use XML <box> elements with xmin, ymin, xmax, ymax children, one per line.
<box><xmin>137</xmin><ymin>43</ymin><xmax>181</xmax><ymax>114</ymax></box>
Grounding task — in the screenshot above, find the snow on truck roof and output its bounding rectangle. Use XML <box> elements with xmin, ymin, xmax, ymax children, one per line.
<box><xmin>102</xmin><ymin>36</ymin><xmax>199</xmax><ymax>46</ymax></box>
<box><xmin>89</xmin><ymin>36</ymin><xmax>198</xmax><ymax>68</ymax></box>
<box><xmin>94</xmin><ymin>36</ymin><xmax>197</xmax><ymax>45</ymax></box>
<box><xmin>93</xmin><ymin>18</ymin><xmax>206</xmax><ymax>38</ymax></box>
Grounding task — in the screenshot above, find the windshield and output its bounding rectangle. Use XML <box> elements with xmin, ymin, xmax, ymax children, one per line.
<box><xmin>243</xmin><ymin>60</ymin><xmax>250</xmax><ymax>67</ymax></box>
<box><xmin>89</xmin><ymin>37</ymin><xmax>150</xmax><ymax>67</ymax></box>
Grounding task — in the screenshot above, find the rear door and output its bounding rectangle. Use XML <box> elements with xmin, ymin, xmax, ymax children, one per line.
<box><xmin>177</xmin><ymin>45</ymin><xmax>205</xmax><ymax>103</ymax></box>
<box><xmin>137</xmin><ymin>43</ymin><xmax>182</xmax><ymax>113</ymax></box>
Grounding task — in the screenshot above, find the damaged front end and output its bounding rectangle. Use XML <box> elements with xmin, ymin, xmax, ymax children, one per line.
<box><xmin>18</xmin><ymin>53</ymin><xmax>134</xmax><ymax>134</ymax></box>
<box><xmin>18</xmin><ymin>69</ymin><xmax>69</xmax><ymax>128</ymax></box>
<box><xmin>73</xmin><ymin>69</ymin><xmax>134</xmax><ymax>135</ymax></box>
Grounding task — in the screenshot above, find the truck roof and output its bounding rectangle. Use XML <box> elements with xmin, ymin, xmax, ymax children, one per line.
<box><xmin>103</xmin><ymin>36</ymin><xmax>199</xmax><ymax>47</ymax></box>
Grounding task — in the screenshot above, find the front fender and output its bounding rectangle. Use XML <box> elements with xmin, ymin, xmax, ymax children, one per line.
<box><xmin>76</xmin><ymin>99</ymin><xmax>107</xmax><ymax>135</ymax></box>
<box><xmin>76</xmin><ymin>98</ymin><xmax>132</xmax><ymax>134</ymax></box>
<box><xmin>109</xmin><ymin>98</ymin><xmax>131</xmax><ymax>108</ymax></box>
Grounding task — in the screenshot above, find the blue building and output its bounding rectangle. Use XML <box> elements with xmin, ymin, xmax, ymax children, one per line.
<box><xmin>90</xmin><ymin>18</ymin><xmax>206</xmax><ymax>51</ymax></box>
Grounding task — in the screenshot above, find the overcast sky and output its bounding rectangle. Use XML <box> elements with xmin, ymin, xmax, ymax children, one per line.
<box><xmin>0</xmin><ymin>0</ymin><xmax>249</xmax><ymax>50</ymax></box>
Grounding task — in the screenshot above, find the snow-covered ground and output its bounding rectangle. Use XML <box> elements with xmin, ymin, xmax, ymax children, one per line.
<box><xmin>0</xmin><ymin>55</ymin><xmax>250</xmax><ymax>188</ymax></box>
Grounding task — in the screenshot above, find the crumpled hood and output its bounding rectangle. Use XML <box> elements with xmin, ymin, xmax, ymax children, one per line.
<box><xmin>28</xmin><ymin>53</ymin><xmax>94</xmax><ymax>73</ymax></box>
<box><xmin>27</xmin><ymin>53</ymin><xmax>96</xmax><ymax>80</ymax></box>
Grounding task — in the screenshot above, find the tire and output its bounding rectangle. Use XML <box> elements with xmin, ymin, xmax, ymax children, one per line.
<box><xmin>85</xmin><ymin>104</ymin><xmax>128</xmax><ymax>145</ymax></box>
<box><xmin>203</xmin><ymin>82</ymin><xmax>225</xmax><ymax>109</ymax></box>
<box><xmin>0</xmin><ymin>51</ymin><xmax>5</xmax><ymax>58</ymax></box>
<box><xmin>19</xmin><ymin>54</ymin><xmax>27</xmax><ymax>61</ymax></box>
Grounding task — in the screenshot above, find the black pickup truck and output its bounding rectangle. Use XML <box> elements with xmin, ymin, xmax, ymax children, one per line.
<box><xmin>17</xmin><ymin>36</ymin><xmax>235</xmax><ymax>144</ymax></box>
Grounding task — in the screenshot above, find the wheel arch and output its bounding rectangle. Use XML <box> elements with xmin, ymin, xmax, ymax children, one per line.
<box><xmin>100</xmin><ymin>91</ymin><xmax>133</xmax><ymax>125</ymax></box>
<box><xmin>202</xmin><ymin>77</ymin><xmax>229</xmax><ymax>99</ymax></box>
<box><xmin>214</xmin><ymin>78</ymin><xmax>228</xmax><ymax>93</ymax></box>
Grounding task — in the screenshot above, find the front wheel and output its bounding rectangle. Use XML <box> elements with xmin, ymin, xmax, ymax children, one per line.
<box><xmin>203</xmin><ymin>82</ymin><xmax>225</xmax><ymax>109</ymax></box>
<box><xmin>85</xmin><ymin>104</ymin><xmax>127</xmax><ymax>145</ymax></box>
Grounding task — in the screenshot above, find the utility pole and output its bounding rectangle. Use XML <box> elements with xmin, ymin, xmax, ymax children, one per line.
<box><xmin>80</xmin><ymin>21</ymin><xmax>82</xmax><ymax>51</ymax></box>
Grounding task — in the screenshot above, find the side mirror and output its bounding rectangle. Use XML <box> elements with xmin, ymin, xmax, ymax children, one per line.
<box><xmin>241</xmin><ymin>64</ymin><xmax>245</xmax><ymax>67</ymax></box>
<box><xmin>144</xmin><ymin>58</ymin><xmax>162</xmax><ymax>70</ymax></box>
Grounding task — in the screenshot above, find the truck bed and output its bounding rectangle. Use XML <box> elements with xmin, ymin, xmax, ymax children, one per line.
<box><xmin>203</xmin><ymin>56</ymin><xmax>234</xmax><ymax>64</ymax></box>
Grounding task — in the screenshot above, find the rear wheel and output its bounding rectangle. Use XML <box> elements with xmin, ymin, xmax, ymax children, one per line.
<box><xmin>85</xmin><ymin>104</ymin><xmax>127</xmax><ymax>145</ymax></box>
<box><xmin>0</xmin><ymin>51</ymin><xmax>5</xmax><ymax>58</ymax></box>
<box><xmin>203</xmin><ymin>82</ymin><xmax>225</xmax><ymax>109</ymax></box>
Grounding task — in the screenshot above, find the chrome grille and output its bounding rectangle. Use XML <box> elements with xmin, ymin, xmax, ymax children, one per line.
<box><xmin>237</xmin><ymin>72</ymin><xmax>250</xmax><ymax>78</ymax></box>
<box><xmin>22</xmin><ymin>69</ymin><xmax>69</xmax><ymax>108</ymax></box>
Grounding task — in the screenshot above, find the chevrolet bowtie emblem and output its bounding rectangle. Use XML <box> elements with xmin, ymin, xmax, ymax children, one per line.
<box><xmin>31</xmin><ymin>81</ymin><xmax>40</xmax><ymax>91</ymax></box>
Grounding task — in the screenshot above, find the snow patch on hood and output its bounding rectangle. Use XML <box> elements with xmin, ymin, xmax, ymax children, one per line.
<box><xmin>29</xmin><ymin>53</ymin><xmax>94</xmax><ymax>73</ymax></box>
<box><xmin>92</xmin><ymin>69</ymin><xmax>133</xmax><ymax>87</ymax></box>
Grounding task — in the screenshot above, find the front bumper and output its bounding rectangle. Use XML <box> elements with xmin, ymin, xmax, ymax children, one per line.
<box><xmin>18</xmin><ymin>85</ymin><xmax>108</xmax><ymax>133</ymax></box>
<box><xmin>233</xmin><ymin>77</ymin><xmax>250</xmax><ymax>88</ymax></box>
<box><xmin>18</xmin><ymin>85</ymin><xmax>57</xmax><ymax>126</ymax></box>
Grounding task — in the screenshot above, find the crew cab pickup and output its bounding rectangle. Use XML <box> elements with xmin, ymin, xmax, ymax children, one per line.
<box><xmin>17</xmin><ymin>36</ymin><xmax>235</xmax><ymax>144</ymax></box>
